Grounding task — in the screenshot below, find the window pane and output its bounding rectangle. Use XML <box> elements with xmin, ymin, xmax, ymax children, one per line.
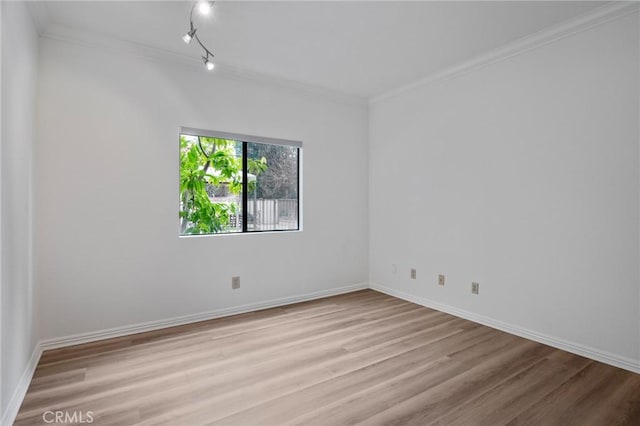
<box><xmin>246</xmin><ymin>143</ymin><xmax>299</xmax><ymax>231</ymax></box>
<box><xmin>179</xmin><ymin>134</ymin><xmax>243</xmax><ymax>235</ymax></box>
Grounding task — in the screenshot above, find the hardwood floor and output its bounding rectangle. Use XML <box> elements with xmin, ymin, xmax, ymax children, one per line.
<box><xmin>14</xmin><ymin>289</ymin><xmax>640</xmax><ymax>425</ymax></box>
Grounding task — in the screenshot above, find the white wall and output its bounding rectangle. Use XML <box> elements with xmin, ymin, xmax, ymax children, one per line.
<box><xmin>36</xmin><ymin>37</ymin><xmax>369</xmax><ymax>341</ymax></box>
<box><xmin>0</xmin><ymin>0</ymin><xmax>39</xmax><ymax>419</ymax></box>
<box><xmin>369</xmin><ymin>13</ymin><xmax>639</xmax><ymax>364</ymax></box>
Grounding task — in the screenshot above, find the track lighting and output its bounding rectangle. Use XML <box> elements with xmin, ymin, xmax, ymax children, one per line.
<box><xmin>182</xmin><ymin>27</ymin><xmax>197</xmax><ymax>44</ymax></box>
<box><xmin>182</xmin><ymin>1</ymin><xmax>217</xmax><ymax>71</ymax></box>
<box><xmin>203</xmin><ymin>55</ymin><xmax>215</xmax><ymax>71</ymax></box>
<box><xmin>197</xmin><ymin>1</ymin><xmax>213</xmax><ymax>16</ymax></box>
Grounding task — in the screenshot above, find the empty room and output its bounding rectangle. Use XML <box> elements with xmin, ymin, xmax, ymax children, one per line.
<box><xmin>1</xmin><ymin>0</ymin><xmax>639</xmax><ymax>425</ymax></box>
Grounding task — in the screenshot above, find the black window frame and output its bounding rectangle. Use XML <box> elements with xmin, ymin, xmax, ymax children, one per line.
<box><xmin>179</xmin><ymin>127</ymin><xmax>301</xmax><ymax>236</ymax></box>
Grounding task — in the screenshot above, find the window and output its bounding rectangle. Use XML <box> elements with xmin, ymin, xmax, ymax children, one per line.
<box><xmin>179</xmin><ymin>127</ymin><xmax>301</xmax><ymax>235</ymax></box>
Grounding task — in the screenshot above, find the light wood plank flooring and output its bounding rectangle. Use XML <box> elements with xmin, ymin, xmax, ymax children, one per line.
<box><xmin>14</xmin><ymin>289</ymin><xmax>640</xmax><ymax>425</ymax></box>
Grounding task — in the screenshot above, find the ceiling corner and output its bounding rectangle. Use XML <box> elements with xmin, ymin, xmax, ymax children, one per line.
<box><xmin>26</xmin><ymin>1</ymin><xmax>51</xmax><ymax>35</ymax></box>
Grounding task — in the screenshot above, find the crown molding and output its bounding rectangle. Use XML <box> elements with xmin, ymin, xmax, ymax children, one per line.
<box><xmin>40</xmin><ymin>24</ymin><xmax>368</xmax><ymax>108</ymax></box>
<box><xmin>34</xmin><ymin>1</ymin><xmax>639</xmax><ymax>108</ymax></box>
<box><xmin>370</xmin><ymin>1</ymin><xmax>640</xmax><ymax>105</ymax></box>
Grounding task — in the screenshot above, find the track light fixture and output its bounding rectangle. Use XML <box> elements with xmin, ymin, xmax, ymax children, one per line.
<box><xmin>183</xmin><ymin>1</ymin><xmax>216</xmax><ymax>71</ymax></box>
<box><xmin>182</xmin><ymin>27</ymin><xmax>197</xmax><ymax>44</ymax></box>
<box><xmin>197</xmin><ymin>0</ymin><xmax>213</xmax><ymax>16</ymax></box>
<box><xmin>203</xmin><ymin>55</ymin><xmax>215</xmax><ymax>71</ymax></box>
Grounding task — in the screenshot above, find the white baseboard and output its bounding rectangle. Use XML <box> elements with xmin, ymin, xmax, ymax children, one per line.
<box><xmin>3</xmin><ymin>283</ymin><xmax>367</xmax><ymax>425</ymax></box>
<box><xmin>40</xmin><ymin>282</ymin><xmax>369</xmax><ymax>351</ymax></box>
<box><xmin>9</xmin><ymin>280</ymin><xmax>635</xmax><ymax>426</ymax></box>
<box><xmin>1</xmin><ymin>343</ymin><xmax>42</xmax><ymax>426</ymax></box>
<box><xmin>370</xmin><ymin>282</ymin><xmax>640</xmax><ymax>374</ymax></box>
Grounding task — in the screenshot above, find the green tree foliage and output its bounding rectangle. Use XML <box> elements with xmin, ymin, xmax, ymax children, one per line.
<box><xmin>180</xmin><ymin>135</ymin><xmax>267</xmax><ymax>234</ymax></box>
<box><xmin>180</xmin><ymin>135</ymin><xmax>241</xmax><ymax>234</ymax></box>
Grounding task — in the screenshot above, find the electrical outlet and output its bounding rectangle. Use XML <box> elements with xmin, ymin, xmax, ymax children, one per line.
<box><xmin>472</xmin><ymin>282</ymin><xmax>479</xmax><ymax>295</ymax></box>
<box><xmin>438</xmin><ymin>274</ymin><xmax>445</xmax><ymax>286</ymax></box>
<box><xmin>232</xmin><ymin>276</ymin><xmax>240</xmax><ymax>289</ymax></box>
<box><xmin>392</xmin><ymin>264</ymin><xmax>397</xmax><ymax>274</ymax></box>
<box><xmin>410</xmin><ymin>268</ymin><xmax>417</xmax><ymax>279</ymax></box>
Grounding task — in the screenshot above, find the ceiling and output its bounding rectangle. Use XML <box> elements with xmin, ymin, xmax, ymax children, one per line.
<box><xmin>40</xmin><ymin>1</ymin><xmax>608</xmax><ymax>98</ymax></box>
